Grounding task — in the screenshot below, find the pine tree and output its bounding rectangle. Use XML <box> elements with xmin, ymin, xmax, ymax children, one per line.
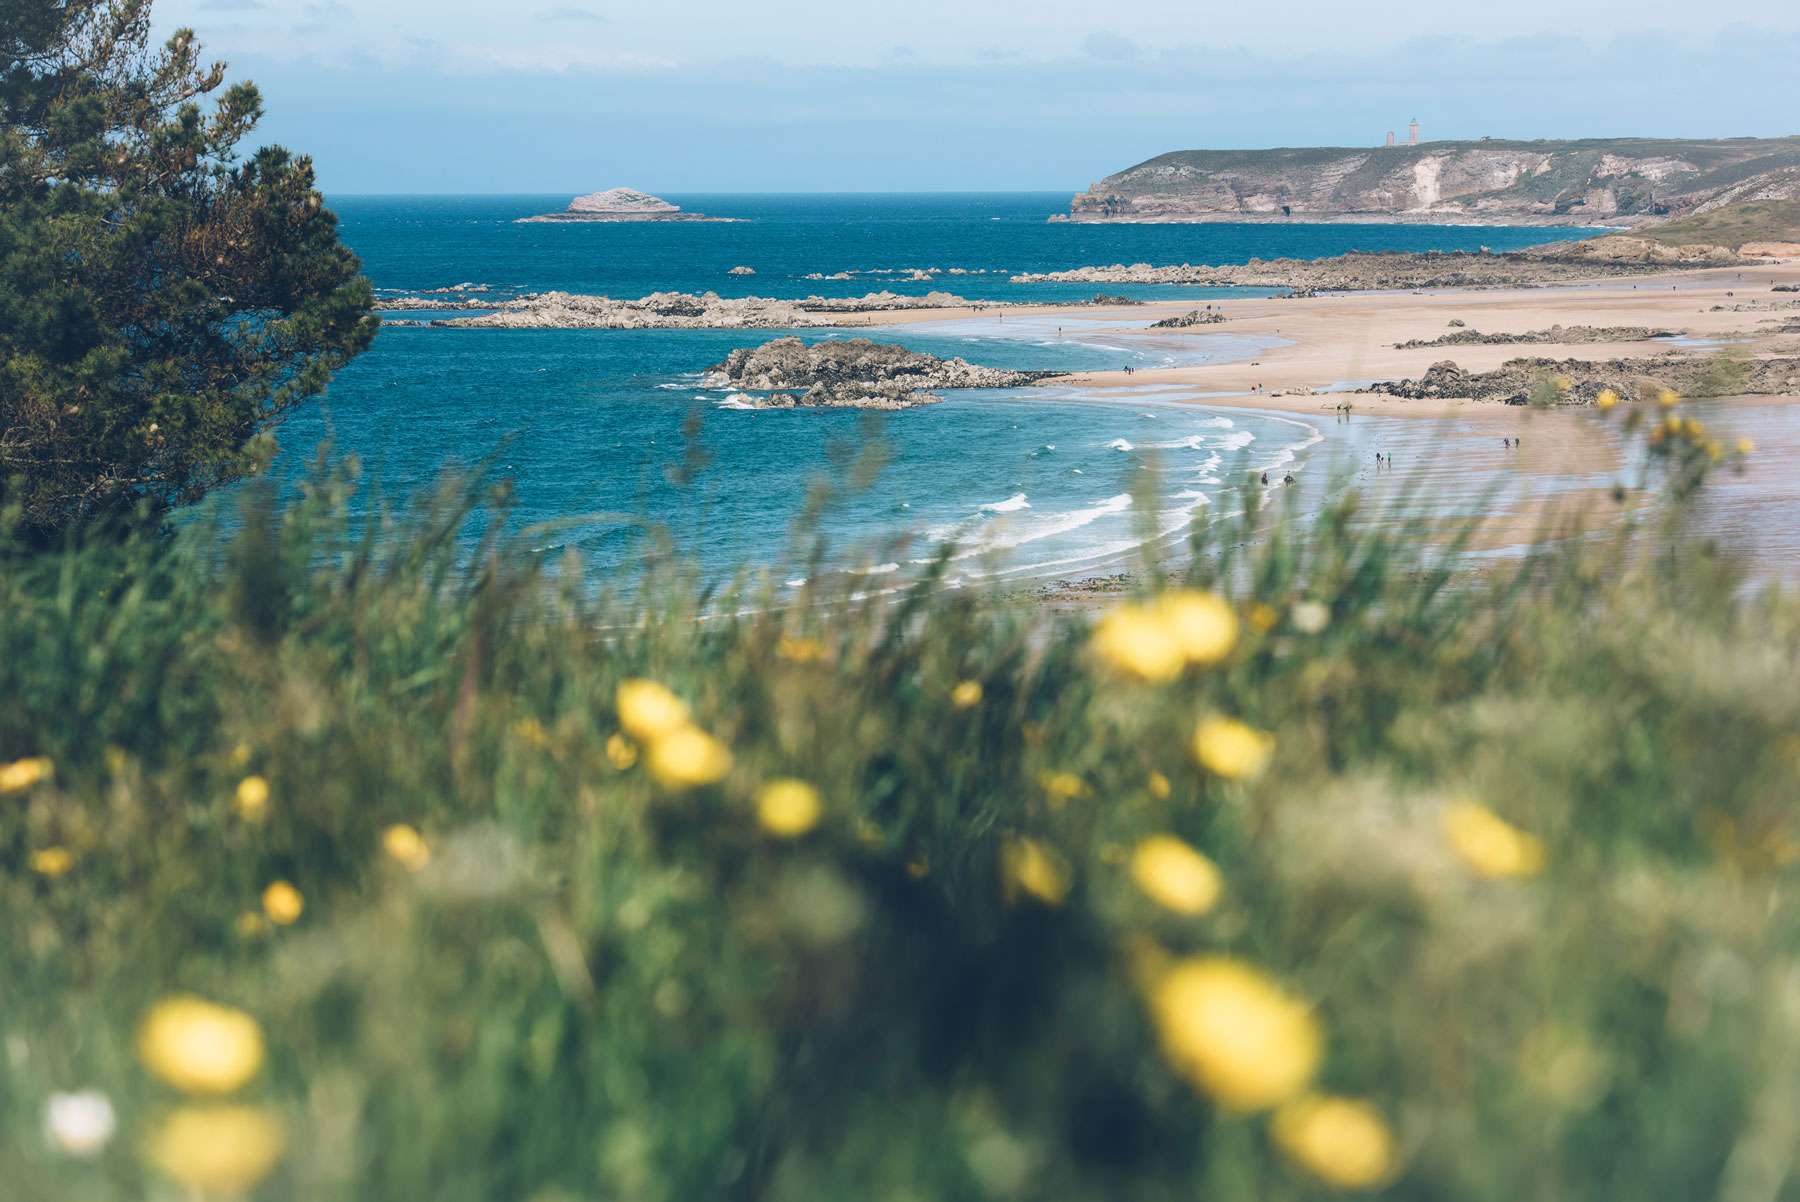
<box><xmin>0</xmin><ymin>0</ymin><xmax>375</xmax><ymax>542</ymax></box>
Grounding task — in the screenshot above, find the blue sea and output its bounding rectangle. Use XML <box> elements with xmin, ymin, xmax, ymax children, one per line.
<box><xmin>278</xmin><ymin>193</ymin><xmax>1599</xmax><ymax>585</ymax></box>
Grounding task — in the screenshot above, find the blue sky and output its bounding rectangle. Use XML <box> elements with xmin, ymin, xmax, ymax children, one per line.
<box><xmin>154</xmin><ymin>1</ymin><xmax>1800</xmax><ymax>194</ymax></box>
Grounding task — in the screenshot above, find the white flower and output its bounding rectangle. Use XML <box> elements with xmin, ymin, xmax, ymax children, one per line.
<box><xmin>1290</xmin><ymin>600</ymin><xmax>1331</xmax><ymax>634</ymax></box>
<box><xmin>44</xmin><ymin>1090</ymin><xmax>116</xmax><ymax>1158</ymax></box>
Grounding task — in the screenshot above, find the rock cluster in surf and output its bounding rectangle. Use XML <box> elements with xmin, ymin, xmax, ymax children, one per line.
<box><xmin>1392</xmin><ymin>324</ymin><xmax>1677</xmax><ymax>350</ymax></box>
<box><xmin>704</xmin><ymin>335</ymin><xmax>1064</xmax><ymax>409</ymax></box>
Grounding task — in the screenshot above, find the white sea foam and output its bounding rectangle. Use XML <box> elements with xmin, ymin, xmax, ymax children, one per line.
<box><xmin>981</xmin><ymin>493</ymin><xmax>1031</xmax><ymax>513</ymax></box>
<box><xmin>715</xmin><ymin>395</ymin><xmax>756</xmax><ymax>410</ymax></box>
<box><xmin>1104</xmin><ymin>438</ymin><xmax>1134</xmax><ymax>451</ymax></box>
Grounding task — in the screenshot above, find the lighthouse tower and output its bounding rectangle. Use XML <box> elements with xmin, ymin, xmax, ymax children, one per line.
<box><xmin>1386</xmin><ymin>130</ymin><xmax>1395</xmax><ymax>147</ymax></box>
<box><xmin>1408</xmin><ymin>118</ymin><xmax>1420</xmax><ymax>144</ymax></box>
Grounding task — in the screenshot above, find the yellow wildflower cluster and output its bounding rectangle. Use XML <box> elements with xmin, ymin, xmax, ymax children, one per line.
<box><xmin>234</xmin><ymin>775</ymin><xmax>270</xmax><ymax>819</ymax></box>
<box><xmin>1091</xmin><ymin>589</ymin><xmax>1239</xmax><ymax>681</ymax></box>
<box><xmin>616</xmin><ymin>679</ymin><xmax>732</xmax><ymax>788</ymax></box>
<box><xmin>1441</xmin><ymin>800</ymin><xmax>1545</xmax><ymax>878</ymax></box>
<box><xmin>261</xmin><ymin>881</ymin><xmax>305</xmax><ymax>925</ymax></box>
<box><xmin>1193</xmin><ymin>716</ymin><xmax>1275</xmax><ymax>780</ymax></box>
<box><xmin>1001</xmin><ymin>837</ymin><xmax>1071</xmax><ymax>906</ymax></box>
<box><xmin>755</xmin><ymin>779</ymin><xmax>822</xmax><ymax>837</ymax></box>
<box><xmin>137</xmin><ymin>997</ymin><xmax>285</xmax><ymax>1191</ymax></box>
<box><xmin>1129</xmin><ymin>835</ymin><xmax>1223</xmax><ymax>915</ymax></box>
<box><xmin>383</xmin><ymin>823</ymin><xmax>432</xmax><ymax>872</ymax></box>
<box><xmin>0</xmin><ymin>755</ymin><xmax>53</xmax><ymax>794</ymax></box>
<box><xmin>1144</xmin><ymin>957</ymin><xmax>1398</xmax><ymax>1185</ymax></box>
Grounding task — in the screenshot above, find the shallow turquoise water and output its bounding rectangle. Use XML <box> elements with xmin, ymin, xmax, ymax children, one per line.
<box><xmin>268</xmin><ymin>194</ymin><xmax>1601</xmax><ymax>582</ymax></box>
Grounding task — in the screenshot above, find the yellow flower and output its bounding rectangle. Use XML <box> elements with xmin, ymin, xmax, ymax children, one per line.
<box><xmin>261</xmin><ymin>881</ymin><xmax>304</xmax><ymax>925</ymax></box>
<box><xmin>1596</xmin><ymin>389</ymin><xmax>1619</xmax><ymax>410</ymax></box>
<box><xmin>0</xmin><ymin>756</ymin><xmax>53</xmax><ymax>794</ymax></box>
<box><xmin>1552</xmin><ymin>374</ymin><xmax>1573</xmax><ymax>392</ymax></box>
<box><xmin>137</xmin><ymin>997</ymin><xmax>265</xmax><ymax>1094</ymax></box>
<box><xmin>775</xmin><ymin>635</ymin><xmax>827</xmax><ymax>663</ymax></box>
<box><xmin>646</xmin><ymin>725</ymin><xmax>732</xmax><ymax>788</ymax></box>
<box><xmin>615</xmin><ymin>679</ymin><xmax>690</xmax><ymax>742</ymax></box>
<box><xmin>1148</xmin><ymin>771</ymin><xmax>1172</xmax><ymax>800</ymax></box>
<box><xmin>605</xmin><ymin>733</ymin><xmax>638</xmax><ymax>770</ymax></box>
<box><xmin>382</xmin><ymin>824</ymin><xmax>431</xmax><ymax>872</ymax></box>
<box><xmin>1440</xmin><ymin>801</ymin><xmax>1544</xmax><ymax>879</ymax></box>
<box><xmin>1271</xmin><ymin>1094</ymin><xmax>1398</xmax><ymax>1188</ymax></box>
<box><xmin>1147</xmin><ymin>957</ymin><xmax>1322</xmax><ymax>1111</ymax></box>
<box><xmin>1130</xmin><ymin>835</ymin><xmax>1224</xmax><ymax>915</ymax></box>
<box><xmin>951</xmin><ymin>679</ymin><xmax>984</xmax><ymax>708</ymax></box>
<box><xmin>1002</xmin><ymin>837</ymin><xmax>1071</xmax><ymax>906</ymax></box>
<box><xmin>1090</xmin><ymin>604</ymin><xmax>1184</xmax><ymax>682</ymax></box>
<box><xmin>1039</xmin><ymin>771</ymin><xmax>1089</xmax><ymax>805</ymax></box>
<box><xmin>1156</xmin><ymin>589</ymin><xmax>1239</xmax><ymax>666</ymax></box>
<box><xmin>1247</xmin><ymin>600</ymin><xmax>1281</xmax><ymax>633</ymax></box>
<box><xmin>1657</xmin><ymin>388</ymin><xmax>1680</xmax><ymax>408</ymax></box>
<box><xmin>30</xmin><ymin>846</ymin><xmax>74</xmax><ymax>876</ymax></box>
<box><xmin>234</xmin><ymin>775</ymin><xmax>270</xmax><ymax>818</ymax></box>
<box><xmin>511</xmin><ymin>716</ymin><xmax>551</xmax><ymax>748</ymax></box>
<box><xmin>1738</xmin><ymin>437</ymin><xmax>1756</xmax><ymax>455</ymax></box>
<box><xmin>756</xmin><ymin>778</ymin><xmax>822</xmax><ymax>837</ymax></box>
<box><xmin>1193</xmin><ymin>717</ymin><xmax>1275</xmax><ymax>780</ymax></box>
<box><xmin>144</xmin><ymin>1104</ymin><xmax>285</xmax><ymax>1195</ymax></box>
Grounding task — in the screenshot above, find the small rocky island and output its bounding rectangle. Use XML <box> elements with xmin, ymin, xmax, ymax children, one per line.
<box><xmin>704</xmin><ymin>336</ymin><xmax>1064</xmax><ymax>409</ymax></box>
<box><xmin>518</xmin><ymin>188</ymin><xmax>735</xmax><ymax>223</ymax></box>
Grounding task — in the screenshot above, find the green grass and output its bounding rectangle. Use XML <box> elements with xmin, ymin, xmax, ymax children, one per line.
<box><xmin>1642</xmin><ymin>199</ymin><xmax>1800</xmax><ymax>248</ymax></box>
<box><xmin>1</xmin><ymin>427</ymin><xmax>1796</xmax><ymax>1201</ymax></box>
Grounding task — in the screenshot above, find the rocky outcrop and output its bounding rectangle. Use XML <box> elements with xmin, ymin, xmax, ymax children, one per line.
<box><xmin>1367</xmin><ymin>355</ymin><xmax>1800</xmax><ymax>405</ymax></box>
<box><xmin>1061</xmin><ymin>137</ymin><xmax>1800</xmax><ymax>225</ymax></box>
<box><xmin>518</xmin><ymin>188</ymin><xmax>736</xmax><ymax>223</ymax></box>
<box><xmin>705</xmin><ymin>336</ymin><xmax>1061</xmax><ymax>399</ymax></box>
<box><xmin>420</xmin><ymin>290</ymin><xmax>1010</xmax><ymax>330</ymax></box>
<box><xmin>1151</xmin><ymin>309</ymin><xmax>1229</xmax><ymax>328</ymax></box>
<box><xmin>1010</xmin><ymin>247</ymin><xmax>1716</xmax><ymax>292</ymax></box>
<box><xmin>1393</xmin><ymin>325</ymin><xmax>1676</xmax><ymax>350</ymax></box>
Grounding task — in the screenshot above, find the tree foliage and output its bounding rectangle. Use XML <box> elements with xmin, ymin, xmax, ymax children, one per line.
<box><xmin>0</xmin><ymin>0</ymin><xmax>375</xmax><ymax>541</ymax></box>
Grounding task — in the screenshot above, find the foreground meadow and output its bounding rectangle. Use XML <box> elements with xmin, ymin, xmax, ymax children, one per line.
<box><xmin>2</xmin><ymin>404</ymin><xmax>1795</xmax><ymax>1202</ymax></box>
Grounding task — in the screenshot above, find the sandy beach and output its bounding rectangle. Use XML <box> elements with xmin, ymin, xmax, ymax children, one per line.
<box><xmin>882</xmin><ymin>258</ymin><xmax>1800</xmax><ymax>581</ymax></box>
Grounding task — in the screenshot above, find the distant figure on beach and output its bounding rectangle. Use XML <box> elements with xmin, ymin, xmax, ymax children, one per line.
<box><xmin>1261</xmin><ymin>471</ymin><xmax>1269</xmax><ymax>485</ymax></box>
<box><xmin>1283</xmin><ymin>473</ymin><xmax>1295</xmax><ymax>485</ymax></box>
<box><xmin>1503</xmin><ymin>438</ymin><xmax>1510</xmax><ymax>447</ymax></box>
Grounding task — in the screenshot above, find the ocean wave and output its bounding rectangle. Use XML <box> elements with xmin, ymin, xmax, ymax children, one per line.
<box><xmin>715</xmin><ymin>394</ymin><xmax>757</xmax><ymax>410</ymax></box>
<box><xmin>981</xmin><ymin>493</ymin><xmax>1031</xmax><ymax>513</ymax></box>
<box><xmin>1104</xmin><ymin>438</ymin><xmax>1135</xmax><ymax>451</ymax></box>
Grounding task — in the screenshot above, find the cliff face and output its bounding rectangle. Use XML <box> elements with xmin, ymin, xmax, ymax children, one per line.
<box><xmin>1066</xmin><ymin>138</ymin><xmax>1800</xmax><ymax>225</ymax></box>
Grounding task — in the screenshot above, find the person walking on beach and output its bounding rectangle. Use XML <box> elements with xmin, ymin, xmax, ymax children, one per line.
<box><xmin>1261</xmin><ymin>471</ymin><xmax>1268</xmax><ymax>485</ymax></box>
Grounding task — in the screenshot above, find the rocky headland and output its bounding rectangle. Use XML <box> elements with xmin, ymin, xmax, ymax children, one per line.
<box><xmin>1366</xmin><ymin>355</ymin><xmax>1800</xmax><ymax>406</ymax></box>
<box><xmin>1060</xmin><ymin>138</ymin><xmax>1800</xmax><ymax>226</ymax></box>
<box><xmin>518</xmin><ymin>188</ymin><xmax>736</xmax><ymax>223</ymax></box>
<box><xmin>1010</xmin><ymin>245</ymin><xmax>1747</xmax><ymax>293</ymax></box>
<box><xmin>1393</xmin><ymin>324</ymin><xmax>1676</xmax><ymax>350</ymax></box>
<box><xmin>703</xmin><ymin>336</ymin><xmax>1063</xmax><ymax>409</ymax></box>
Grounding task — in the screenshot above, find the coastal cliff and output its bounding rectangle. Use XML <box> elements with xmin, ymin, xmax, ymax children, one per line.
<box><xmin>1063</xmin><ymin>137</ymin><xmax>1800</xmax><ymax>226</ymax></box>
